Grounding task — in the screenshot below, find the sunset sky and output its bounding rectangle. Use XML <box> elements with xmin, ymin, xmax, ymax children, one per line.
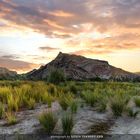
<box><xmin>0</xmin><ymin>0</ymin><xmax>140</xmax><ymax>73</ymax></box>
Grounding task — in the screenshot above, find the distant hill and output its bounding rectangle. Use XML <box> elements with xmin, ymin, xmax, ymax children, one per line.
<box><xmin>26</xmin><ymin>52</ymin><xmax>140</xmax><ymax>81</ymax></box>
<box><xmin>0</xmin><ymin>67</ymin><xmax>17</xmax><ymax>80</ymax></box>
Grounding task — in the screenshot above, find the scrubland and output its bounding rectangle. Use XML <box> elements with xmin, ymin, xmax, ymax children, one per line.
<box><xmin>0</xmin><ymin>80</ymin><xmax>140</xmax><ymax>134</ymax></box>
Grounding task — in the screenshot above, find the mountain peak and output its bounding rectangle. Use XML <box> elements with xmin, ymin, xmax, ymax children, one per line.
<box><xmin>27</xmin><ymin>52</ymin><xmax>139</xmax><ymax>81</ymax></box>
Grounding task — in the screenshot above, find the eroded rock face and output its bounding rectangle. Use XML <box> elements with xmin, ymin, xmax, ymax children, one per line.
<box><xmin>0</xmin><ymin>67</ymin><xmax>17</xmax><ymax>80</ymax></box>
<box><xmin>27</xmin><ymin>52</ymin><xmax>139</xmax><ymax>81</ymax></box>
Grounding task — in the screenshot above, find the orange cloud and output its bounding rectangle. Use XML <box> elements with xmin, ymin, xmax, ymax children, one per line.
<box><xmin>48</xmin><ymin>10</ymin><xmax>74</xmax><ymax>17</ymax></box>
<box><xmin>0</xmin><ymin>57</ymin><xmax>40</xmax><ymax>73</ymax></box>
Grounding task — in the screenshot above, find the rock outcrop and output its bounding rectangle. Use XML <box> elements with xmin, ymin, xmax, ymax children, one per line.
<box><xmin>27</xmin><ymin>52</ymin><xmax>139</xmax><ymax>81</ymax></box>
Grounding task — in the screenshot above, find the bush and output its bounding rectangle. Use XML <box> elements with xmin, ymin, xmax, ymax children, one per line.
<box><xmin>39</xmin><ymin>111</ymin><xmax>57</xmax><ymax>134</ymax></box>
<box><xmin>134</xmin><ymin>98</ymin><xmax>140</xmax><ymax>107</ymax></box>
<box><xmin>0</xmin><ymin>102</ymin><xmax>4</xmax><ymax>119</ymax></box>
<box><xmin>62</xmin><ymin>113</ymin><xmax>73</xmax><ymax>135</ymax></box>
<box><xmin>48</xmin><ymin>69</ymin><xmax>66</xmax><ymax>85</ymax></box>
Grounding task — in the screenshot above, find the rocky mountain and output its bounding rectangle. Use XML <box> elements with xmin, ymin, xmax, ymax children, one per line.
<box><xmin>27</xmin><ymin>52</ymin><xmax>139</xmax><ymax>81</ymax></box>
<box><xmin>0</xmin><ymin>67</ymin><xmax>17</xmax><ymax>80</ymax></box>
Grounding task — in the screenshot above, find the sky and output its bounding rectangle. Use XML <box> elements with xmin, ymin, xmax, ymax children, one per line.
<box><xmin>0</xmin><ymin>0</ymin><xmax>140</xmax><ymax>73</ymax></box>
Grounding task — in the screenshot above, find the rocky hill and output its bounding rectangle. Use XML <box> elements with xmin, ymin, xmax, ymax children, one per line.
<box><xmin>0</xmin><ymin>67</ymin><xmax>17</xmax><ymax>80</ymax></box>
<box><xmin>27</xmin><ymin>52</ymin><xmax>139</xmax><ymax>81</ymax></box>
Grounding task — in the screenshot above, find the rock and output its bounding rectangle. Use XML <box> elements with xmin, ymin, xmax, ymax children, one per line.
<box><xmin>27</xmin><ymin>52</ymin><xmax>139</xmax><ymax>81</ymax></box>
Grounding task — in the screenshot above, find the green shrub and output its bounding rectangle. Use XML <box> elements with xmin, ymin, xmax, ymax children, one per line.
<box><xmin>127</xmin><ymin>108</ymin><xmax>139</xmax><ymax>118</ymax></box>
<box><xmin>70</xmin><ymin>100</ymin><xmax>78</xmax><ymax>114</ymax></box>
<box><xmin>0</xmin><ymin>102</ymin><xmax>4</xmax><ymax>119</ymax></box>
<box><xmin>48</xmin><ymin>69</ymin><xmax>66</xmax><ymax>85</ymax></box>
<box><xmin>134</xmin><ymin>98</ymin><xmax>140</xmax><ymax>107</ymax></box>
<box><xmin>39</xmin><ymin>111</ymin><xmax>57</xmax><ymax>134</ymax></box>
<box><xmin>62</xmin><ymin>113</ymin><xmax>73</xmax><ymax>135</ymax></box>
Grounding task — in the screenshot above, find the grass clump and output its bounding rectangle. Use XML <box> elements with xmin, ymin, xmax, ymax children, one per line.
<box><xmin>6</xmin><ymin>111</ymin><xmax>17</xmax><ymax>125</ymax></box>
<box><xmin>58</xmin><ymin>93</ymin><xmax>74</xmax><ymax>111</ymax></box>
<box><xmin>97</xmin><ymin>99</ymin><xmax>107</xmax><ymax>113</ymax></box>
<box><xmin>0</xmin><ymin>102</ymin><xmax>4</xmax><ymax>119</ymax></box>
<box><xmin>82</xmin><ymin>91</ymin><xmax>99</xmax><ymax>107</ymax></box>
<box><xmin>26</xmin><ymin>98</ymin><xmax>36</xmax><ymax>110</ymax></box>
<box><xmin>110</xmin><ymin>96</ymin><xmax>128</xmax><ymax>117</ymax></box>
<box><xmin>59</xmin><ymin>97</ymin><xmax>69</xmax><ymax>111</ymax></box>
<box><xmin>127</xmin><ymin>108</ymin><xmax>139</xmax><ymax>118</ymax></box>
<box><xmin>62</xmin><ymin>113</ymin><xmax>73</xmax><ymax>135</ymax></box>
<box><xmin>7</xmin><ymin>95</ymin><xmax>19</xmax><ymax>112</ymax></box>
<box><xmin>39</xmin><ymin>111</ymin><xmax>57</xmax><ymax>134</ymax></box>
<box><xmin>70</xmin><ymin>100</ymin><xmax>78</xmax><ymax>114</ymax></box>
<box><xmin>134</xmin><ymin>98</ymin><xmax>140</xmax><ymax>107</ymax></box>
<box><xmin>41</xmin><ymin>93</ymin><xmax>53</xmax><ymax>107</ymax></box>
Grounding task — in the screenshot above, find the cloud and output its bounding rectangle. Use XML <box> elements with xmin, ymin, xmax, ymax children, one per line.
<box><xmin>39</xmin><ymin>46</ymin><xmax>59</xmax><ymax>51</ymax></box>
<box><xmin>70</xmin><ymin>49</ymin><xmax>112</xmax><ymax>56</ymax></box>
<box><xmin>0</xmin><ymin>0</ymin><xmax>139</xmax><ymax>39</ymax></box>
<box><xmin>0</xmin><ymin>0</ymin><xmax>140</xmax><ymax>72</ymax></box>
<box><xmin>1</xmin><ymin>54</ymin><xmax>19</xmax><ymax>59</ymax></box>
<box><xmin>0</xmin><ymin>57</ymin><xmax>40</xmax><ymax>73</ymax></box>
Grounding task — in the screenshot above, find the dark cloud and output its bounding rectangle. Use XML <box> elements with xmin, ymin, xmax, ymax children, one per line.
<box><xmin>1</xmin><ymin>55</ymin><xmax>19</xmax><ymax>59</ymax></box>
<box><xmin>39</xmin><ymin>46</ymin><xmax>59</xmax><ymax>51</ymax></box>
